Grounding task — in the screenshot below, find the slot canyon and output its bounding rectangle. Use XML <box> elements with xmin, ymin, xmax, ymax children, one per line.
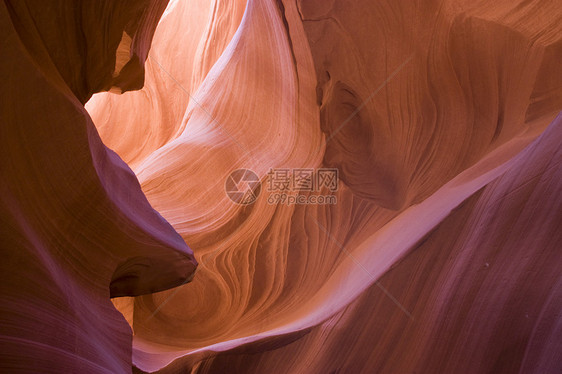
<box><xmin>1</xmin><ymin>0</ymin><xmax>561</xmax><ymax>373</ymax></box>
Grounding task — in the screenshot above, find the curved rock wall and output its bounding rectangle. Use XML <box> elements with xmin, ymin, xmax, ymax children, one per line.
<box><xmin>1</xmin><ymin>0</ymin><xmax>561</xmax><ymax>372</ymax></box>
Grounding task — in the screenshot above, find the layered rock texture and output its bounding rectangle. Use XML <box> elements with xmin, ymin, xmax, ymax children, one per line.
<box><xmin>2</xmin><ymin>0</ymin><xmax>561</xmax><ymax>373</ymax></box>
<box><xmin>0</xmin><ymin>1</ymin><xmax>196</xmax><ymax>372</ymax></box>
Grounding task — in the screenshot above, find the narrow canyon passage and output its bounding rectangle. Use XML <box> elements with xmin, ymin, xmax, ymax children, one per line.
<box><xmin>1</xmin><ymin>0</ymin><xmax>561</xmax><ymax>373</ymax></box>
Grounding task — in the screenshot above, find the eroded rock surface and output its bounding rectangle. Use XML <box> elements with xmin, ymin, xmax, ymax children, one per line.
<box><xmin>1</xmin><ymin>1</ymin><xmax>196</xmax><ymax>372</ymax></box>
<box><xmin>2</xmin><ymin>0</ymin><xmax>561</xmax><ymax>372</ymax></box>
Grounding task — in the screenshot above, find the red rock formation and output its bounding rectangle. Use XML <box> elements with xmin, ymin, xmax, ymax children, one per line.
<box><xmin>0</xmin><ymin>1</ymin><xmax>196</xmax><ymax>372</ymax></box>
<box><xmin>152</xmin><ymin>114</ymin><xmax>562</xmax><ymax>373</ymax></box>
<box><xmin>2</xmin><ymin>0</ymin><xmax>561</xmax><ymax>372</ymax></box>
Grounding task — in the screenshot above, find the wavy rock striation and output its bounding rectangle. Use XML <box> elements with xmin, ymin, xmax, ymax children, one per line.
<box><xmin>157</xmin><ymin>114</ymin><xmax>562</xmax><ymax>373</ymax></box>
<box><xmin>86</xmin><ymin>0</ymin><xmax>562</xmax><ymax>372</ymax></box>
<box><xmin>1</xmin><ymin>0</ymin><xmax>561</xmax><ymax>372</ymax></box>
